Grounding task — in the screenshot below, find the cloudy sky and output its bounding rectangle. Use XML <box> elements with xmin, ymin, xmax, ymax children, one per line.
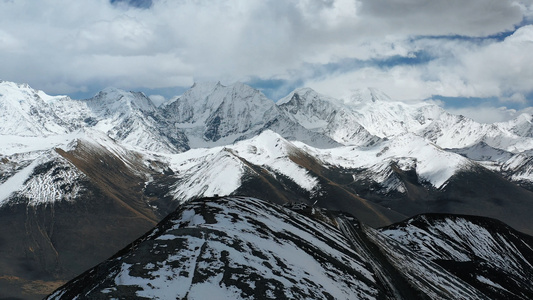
<box><xmin>1</xmin><ymin>0</ymin><xmax>533</xmax><ymax>122</ymax></box>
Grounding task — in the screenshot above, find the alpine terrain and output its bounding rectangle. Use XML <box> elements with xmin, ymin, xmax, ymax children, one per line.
<box><xmin>2</xmin><ymin>80</ymin><xmax>533</xmax><ymax>299</ymax></box>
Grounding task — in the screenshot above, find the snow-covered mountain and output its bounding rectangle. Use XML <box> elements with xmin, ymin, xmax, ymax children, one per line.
<box><xmin>83</xmin><ymin>88</ymin><xmax>189</xmax><ymax>153</ymax></box>
<box><xmin>3</xmin><ymin>80</ymin><xmax>533</xmax><ymax>299</ymax></box>
<box><xmin>161</xmin><ymin>82</ymin><xmax>338</xmax><ymax>148</ymax></box>
<box><xmin>278</xmin><ymin>88</ymin><xmax>382</xmax><ymax>146</ymax></box>
<box><xmin>0</xmin><ymin>81</ymin><xmax>83</xmax><ymax>136</ymax></box>
<box><xmin>277</xmin><ymin>85</ymin><xmax>533</xmax><ymax>188</ymax></box>
<box><xmin>278</xmin><ymin>85</ymin><xmax>533</xmax><ymax>152</ymax></box>
<box><xmin>48</xmin><ymin>197</ymin><xmax>533</xmax><ymax>300</ymax></box>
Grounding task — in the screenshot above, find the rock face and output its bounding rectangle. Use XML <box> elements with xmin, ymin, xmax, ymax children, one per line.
<box><xmin>47</xmin><ymin>197</ymin><xmax>533</xmax><ymax>300</ymax></box>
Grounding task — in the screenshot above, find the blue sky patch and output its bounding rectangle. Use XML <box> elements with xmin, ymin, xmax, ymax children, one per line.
<box><xmin>110</xmin><ymin>0</ymin><xmax>152</xmax><ymax>9</ymax></box>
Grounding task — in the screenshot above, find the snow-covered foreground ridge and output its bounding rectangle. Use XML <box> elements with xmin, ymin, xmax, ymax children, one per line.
<box><xmin>47</xmin><ymin>196</ymin><xmax>533</xmax><ymax>300</ymax></box>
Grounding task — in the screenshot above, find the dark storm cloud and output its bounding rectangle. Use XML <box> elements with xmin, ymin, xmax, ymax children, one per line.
<box><xmin>359</xmin><ymin>0</ymin><xmax>524</xmax><ymax>36</ymax></box>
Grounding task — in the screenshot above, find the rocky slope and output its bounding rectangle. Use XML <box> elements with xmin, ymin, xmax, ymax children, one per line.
<box><xmin>47</xmin><ymin>197</ymin><xmax>533</xmax><ymax>300</ymax></box>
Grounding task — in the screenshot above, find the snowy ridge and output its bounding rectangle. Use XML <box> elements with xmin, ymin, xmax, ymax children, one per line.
<box><xmin>84</xmin><ymin>88</ymin><xmax>188</xmax><ymax>154</ymax></box>
<box><xmin>278</xmin><ymin>88</ymin><xmax>382</xmax><ymax>146</ymax></box>
<box><xmin>47</xmin><ymin>197</ymin><xmax>533</xmax><ymax>299</ymax></box>
<box><xmin>160</xmin><ymin>82</ymin><xmax>339</xmax><ymax>149</ymax></box>
<box><xmin>168</xmin><ymin>148</ymin><xmax>245</xmax><ymax>201</ymax></box>
<box><xmin>448</xmin><ymin>141</ymin><xmax>514</xmax><ymax>163</ymax></box>
<box><xmin>166</xmin><ymin>131</ymin><xmax>320</xmax><ymax>203</ymax></box>
<box><xmin>278</xmin><ymin>87</ymin><xmax>343</xmax><ymax>130</ymax></box>
<box><xmin>279</xmin><ymin>86</ymin><xmax>533</xmax><ymax>153</ymax></box>
<box><xmin>499</xmin><ymin>113</ymin><xmax>533</xmax><ymax>137</ymax></box>
<box><xmin>232</xmin><ymin>131</ymin><xmax>319</xmax><ymax>192</ymax></box>
<box><xmin>47</xmin><ymin>197</ymin><xmax>381</xmax><ymax>300</ymax></box>
<box><xmin>303</xmin><ymin>133</ymin><xmax>471</xmax><ymax>189</ymax></box>
<box><xmin>162</xmin><ymin>82</ymin><xmax>278</xmax><ymax>146</ymax></box>
<box><xmin>277</xmin><ymin>86</ymin><xmax>533</xmax><ymax>187</ymax></box>
<box><xmin>379</xmin><ymin>214</ymin><xmax>533</xmax><ymax>299</ymax></box>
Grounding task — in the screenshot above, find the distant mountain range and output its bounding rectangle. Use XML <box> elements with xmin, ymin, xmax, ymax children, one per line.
<box><xmin>2</xmin><ymin>80</ymin><xmax>533</xmax><ymax>299</ymax></box>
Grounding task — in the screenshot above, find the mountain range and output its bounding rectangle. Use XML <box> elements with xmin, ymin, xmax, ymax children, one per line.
<box><xmin>2</xmin><ymin>80</ymin><xmax>533</xmax><ymax>299</ymax></box>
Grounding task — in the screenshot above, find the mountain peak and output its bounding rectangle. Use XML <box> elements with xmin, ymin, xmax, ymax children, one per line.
<box><xmin>343</xmin><ymin>87</ymin><xmax>392</xmax><ymax>104</ymax></box>
<box><xmin>89</xmin><ymin>87</ymin><xmax>156</xmax><ymax>113</ymax></box>
<box><xmin>0</xmin><ymin>80</ymin><xmax>31</xmax><ymax>90</ymax></box>
<box><xmin>0</xmin><ymin>81</ymin><xmax>75</xmax><ymax>136</ymax></box>
<box><xmin>190</xmin><ymin>81</ymin><xmax>223</xmax><ymax>91</ymax></box>
<box><xmin>278</xmin><ymin>87</ymin><xmax>339</xmax><ymax>106</ymax></box>
<box><xmin>0</xmin><ymin>80</ymin><xmax>37</xmax><ymax>100</ymax></box>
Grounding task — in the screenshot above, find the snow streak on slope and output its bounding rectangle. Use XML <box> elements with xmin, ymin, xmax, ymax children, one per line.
<box><xmin>0</xmin><ymin>129</ymin><xmax>153</xmax><ymax>208</ymax></box>
<box><xmin>0</xmin><ymin>154</ymin><xmax>41</xmax><ymax>205</ymax></box>
<box><xmin>366</xmin><ymin>225</ymin><xmax>488</xmax><ymax>300</ymax></box>
<box><xmin>502</xmin><ymin>152</ymin><xmax>533</xmax><ymax>184</ymax></box>
<box><xmin>0</xmin><ymin>151</ymin><xmax>85</xmax><ymax>206</ymax></box>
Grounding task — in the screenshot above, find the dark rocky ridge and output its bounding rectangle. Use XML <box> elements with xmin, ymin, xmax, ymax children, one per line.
<box><xmin>47</xmin><ymin>197</ymin><xmax>533</xmax><ymax>300</ymax></box>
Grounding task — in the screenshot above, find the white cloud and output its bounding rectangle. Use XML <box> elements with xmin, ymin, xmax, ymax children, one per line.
<box><xmin>72</xmin><ymin>15</ymin><xmax>154</xmax><ymax>55</ymax></box>
<box><xmin>304</xmin><ymin>24</ymin><xmax>533</xmax><ymax>104</ymax></box>
<box><xmin>455</xmin><ymin>26</ymin><xmax>533</xmax><ymax>96</ymax></box>
<box><xmin>502</xmin><ymin>93</ymin><xmax>528</xmax><ymax>103</ymax></box>
<box><xmin>358</xmin><ymin>0</ymin><xmax>524</xmax><ymax>36</ymax></box>
<box><xmin>446</xmin><ymin>106</ymin><xmax>520</xmax><ymax>123</ymax></box>
<box><xmin>148</xmin><ymin>94</ymin><xmax>166</xmax><ymax>107</ymax></box>
<box><xmin>0</xmin><ymin>0</ymin><xmax>532</xmax><ymax>107</ymax></box>
<box><xmin>0</xmin><ymin>30</ymin><xmax>21</xmax><ymax>52</ymax></box>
